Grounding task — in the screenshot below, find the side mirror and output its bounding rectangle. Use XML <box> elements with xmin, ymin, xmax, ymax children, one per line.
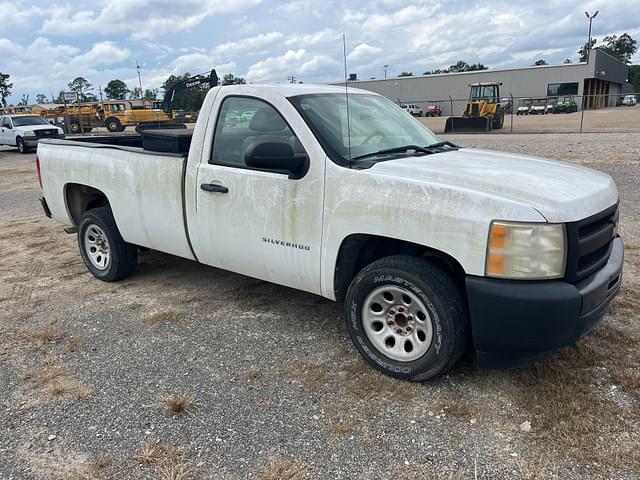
<box><xmin>245</xmin><ymin>141</ymin><xmax>307</xmax><ymax>179</ymax></box>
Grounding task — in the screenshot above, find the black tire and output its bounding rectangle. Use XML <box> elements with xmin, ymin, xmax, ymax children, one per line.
<box><xmin>16</xmin><ymin>137</ymin><xmax>28</xmax><ymax>154</ymax></box>
<box><xmin>70</xmin><ymin>122</ymin><xmax>81</xmax><ymax>134</ymax></box>
<box><xmin>77</xmin><ymin>207</ymin><xmax>137</xmax><ymax>282</ymax></box>
<box><xmin>105</xmin><ymin>118</ymin><xmax>122</xmax><ymax>133</ymax></box>
<box><xmin>344</xmin><ymin>255</ymin><xmax>469</xmax><ymax>381</ymax></box>
<box><xmin>492</xmin><ymin>110</ymin><xmax>504</xmax><ymax>129</ymax></box>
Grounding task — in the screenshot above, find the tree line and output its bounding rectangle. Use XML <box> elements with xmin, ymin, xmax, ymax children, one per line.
<box><xmin>0</xmin><ymin>71</ymin><xmax>245</xmax><ymax>112</ymax></box>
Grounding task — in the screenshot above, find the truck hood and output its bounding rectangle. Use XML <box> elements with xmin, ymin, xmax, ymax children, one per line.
<box><xmin>369</xmin><ymin>148</ymin><xmax>618</xmax><ymax>222</ymax></box>
<box><xmin>18</xmin><ymin>124</ymin><xmax>58</xmax><ymax>132</ymax></box>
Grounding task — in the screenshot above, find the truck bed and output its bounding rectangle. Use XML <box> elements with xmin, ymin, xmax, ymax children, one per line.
<box><xmin>38</xmin><ymin>138</ymin><xmax>196</xmax><ymax>261</ymax></box>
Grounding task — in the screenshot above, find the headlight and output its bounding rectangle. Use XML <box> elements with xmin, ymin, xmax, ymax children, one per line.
<box><xmin>57</xmin><ymin>128</ymin><xmax>64</xmax><ymax>134</ymax></box>
<box><xmin>486</xmin><ymin>221</ymin><xmax>566</xmax><ymax>279</ymax></box>
<box><xmin>23</xmin><ymin>130</ymin><xmax>36</xmax><ymax>137</ymax></box>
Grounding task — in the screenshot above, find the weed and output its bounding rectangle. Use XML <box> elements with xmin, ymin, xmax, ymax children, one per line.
<box><xmin>163</xmin><ymin>394</ymin><xmax>192</xmax><ymax>414</ymax></box>
<box><xmin>23</xmin><ymin>358</ymin><xmax>92</xmax><ymax>399</ymax></box>
<box><xmin>144</xmin><ymin>308</ymin><xmax>178</xmax><ymax>323</ymax></box>
<box><xmin>134</xmin><ymin>444</ymin><xmax>194</xmax><ymax>480</ymax></box>
<box><xmin>258</xmin><ymin>457</ymin><xmax>307</xmax><ymax>480</ymax></box>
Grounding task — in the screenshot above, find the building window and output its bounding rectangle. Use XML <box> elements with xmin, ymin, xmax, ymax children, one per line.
<box><xmin>547</xmin><ymin>82</ymin><xmax>579</xmax><ymax>96</ymax></box>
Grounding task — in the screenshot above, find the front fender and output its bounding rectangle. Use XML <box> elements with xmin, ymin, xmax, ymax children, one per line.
<box><xmin>320</xmin><ymin>161</ymin><xmax>544</xmax><ymax>299</ymax></box>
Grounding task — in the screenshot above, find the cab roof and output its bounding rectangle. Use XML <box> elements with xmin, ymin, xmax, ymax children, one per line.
<box><xmin>211</xmin><ymin>83</ymin><xmax>376</xmax><ymax>98</ymax></box>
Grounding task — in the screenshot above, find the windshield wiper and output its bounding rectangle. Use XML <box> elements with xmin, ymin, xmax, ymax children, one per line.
<box><xmin>351</xmin><ymin>145</ymin><xmax>434</xmax><ymax>161</ymax></box>
<box><xmin>425</xmin><ymin>141</ymin><xmax>459</xmax><ymax>149</ymax></box>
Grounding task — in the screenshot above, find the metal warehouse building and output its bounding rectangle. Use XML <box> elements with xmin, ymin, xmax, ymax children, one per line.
<box><xmin>344</xmin><ymin>49</ymin><xmax>629</xmax><ymax>115</ymax></box>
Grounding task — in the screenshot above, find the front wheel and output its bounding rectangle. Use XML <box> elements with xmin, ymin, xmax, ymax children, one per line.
<box><xmin>17</xmin><ymin>137</ymin><xmax>26</xmax><ymax>153</ymax></box>
<box><xmin>345</xmin><ymin>255</ymin><xmax>469</xmax><ymax>381</ymax></box>
<box><xmin>77</xmin><ymin>207</ymin><xmax>137</xmax><ymax>282</ymax></box>
<box><xmin>105</xmin><ymin>118</ymin><xmax>122</xmax><ymax>133</ymax></box>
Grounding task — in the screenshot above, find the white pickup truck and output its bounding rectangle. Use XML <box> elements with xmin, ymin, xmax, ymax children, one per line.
<box><xmin>1</xmin><ymin>114</ymin><xmax>65</xmax><ymax>153</ymax></box>
<box><xmin>37</xmin><ymin>84</ymin><xmax>623</xmax><ymax>381</ymax></box>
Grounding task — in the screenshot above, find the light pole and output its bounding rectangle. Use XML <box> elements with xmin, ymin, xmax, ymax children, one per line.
<box><xmin>136</xmin><ymin>61</ymin><xmax>143</xmax><ymax>99</ymax></box>
<box><xmin>383</xmin><ymin>64</ymin><xmax>388</xmax><ymax>79</ymax></box>
<box><xmin>584</xmin><ymin>10</ymin><xmax>599</xmax><ymax>58</ymax></box>
<box><xmin>582</xmin><ymin>10</ymin><xmax>599</xmax><ymax>120</ymax></box>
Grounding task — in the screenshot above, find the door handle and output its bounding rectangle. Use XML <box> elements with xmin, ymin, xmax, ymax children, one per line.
<box><xmin>200</xmin><ymin>183</ymin><xmax>229</xmax><ymax>193</ymax></box>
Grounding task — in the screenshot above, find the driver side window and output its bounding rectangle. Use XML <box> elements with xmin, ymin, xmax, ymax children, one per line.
<box><xmin>210</xmin><ymin>97</ymin><xmax>300</xmax><ymax>168</ymax></box>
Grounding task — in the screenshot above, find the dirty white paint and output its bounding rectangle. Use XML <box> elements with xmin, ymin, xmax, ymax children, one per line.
<box><xmin>39</xmin><ymin>142</ymin><xmax>195</xmax><ymax>260</ymax></box>
<box><xmin>40</xmin><ymin>84</ymin><xmax>619</xmax><ymax>301</ymax></box>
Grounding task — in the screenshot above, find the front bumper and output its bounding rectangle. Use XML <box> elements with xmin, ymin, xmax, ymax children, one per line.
<box><xmin>466</xmin><ymin>236</ymin><xmax>623</xmax><ymax>368</ymax></box>
<box><xmin>24</xmin><ymin>134</ymin><xmax>65</xmax><ymax>147</ymax></box>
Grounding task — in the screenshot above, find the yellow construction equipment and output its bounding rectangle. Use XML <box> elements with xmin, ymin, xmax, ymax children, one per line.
<box><xmin>444</xmin><ymin>82</ymin><xmax>505</xmax><ymax>133</ymax></box>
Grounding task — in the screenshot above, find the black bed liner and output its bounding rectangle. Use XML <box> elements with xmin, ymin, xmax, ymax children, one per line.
<box><xmin>44</xmin><ymin>129</ymin><xmax>194</xmax><ymax>156</ymax></box>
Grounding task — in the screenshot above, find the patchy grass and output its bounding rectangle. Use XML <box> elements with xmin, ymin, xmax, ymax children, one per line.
<box><xmin>326</xmin><ymin>417</ymin><xmax>356</xmax><ymax>434</ymax></box>
<box><xmin>395</xmin><ymin>462</ymin><xmax>465</xmax><ymax>480</ymax></box>
<box><xmin>162</xmin><ymin>394</ymin><xmax>193</xmax><ymax>414</ymax></box>
<box><xmin>511</xmin><ymin>322</ymin><xmax>640</xmax><ymax>473</ymax></box>
<box><xmin>23</xmin><ymin>358</ymin><xmax>92</xmax><ymax>399</ymax></box>
<box><xmin>144</xmin><ymin>308</ymin><xmax>179</xmax><ymax>324</ymax></box>
<box><xmin>19</xmin><ymin>323</ymin><xmax>64</xmax><ymax>346</ymax></box>
<box><xmin>63</xmin><ymin>336</ymin><xmax>81</xmax><ymax>354</ymax></box>
<box><xmin>258</xmin><ymin>457</ymin><xmax>307</xmax><ymax>480</ymax></box>
<box><xmin>133</xmin><ymin>443</ymin><xmax>194</xmax><ymax>480</ymax></box>
<box><xmin>514</xmin><ymin>454</ymin><xmax>558</xmax><ymax>480</ymax></box>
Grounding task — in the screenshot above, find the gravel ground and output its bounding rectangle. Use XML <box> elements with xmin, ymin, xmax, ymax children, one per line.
<box><xmin>0</xmin><ymin>131</ymin><xmax>639</xmax><ymax>480</ymax></box>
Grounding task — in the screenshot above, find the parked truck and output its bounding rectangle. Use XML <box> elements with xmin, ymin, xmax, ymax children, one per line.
<box><xmin>37</xmin><ymin>84</ymin><xmax>623</xmax><ymax>381</ymax></box>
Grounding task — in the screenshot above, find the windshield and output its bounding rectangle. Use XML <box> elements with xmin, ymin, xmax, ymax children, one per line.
<box><xmin>12</xmin><ymin>115</ymin><xmax>50</xmax><ymax>127</ymax></box>
<box><xmin>289</xmin><ymin>93</ymin><xmax>441</xmax><ymax>166</ymax></box>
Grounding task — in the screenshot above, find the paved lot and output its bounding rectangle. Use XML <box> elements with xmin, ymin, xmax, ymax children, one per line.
<box><xmin>0</xmin><ymin>132</ymin><xmax>639</xmax><ymax>479</ymax></box>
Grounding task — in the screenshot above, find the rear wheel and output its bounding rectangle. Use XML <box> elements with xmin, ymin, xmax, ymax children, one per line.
<box><xmin>345</xmin><ymin>255</ymin><xmax>469</xmax><ymax>381</ymax></box>
<box><xmin>77</xmin><ymin>207</ymin><xmax>137</xmax><ymax>282</ymax></box>
<box><xmin>70</xmin><ymin>122</ymin><xmax>81</xmax><ymax>134</ymax></box>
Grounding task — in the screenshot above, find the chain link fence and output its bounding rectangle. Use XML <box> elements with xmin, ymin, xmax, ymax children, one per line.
<box><xmin>396</xmin><ymin>93</ymin><xmax>640</xmax><ymax>134</ymax></box>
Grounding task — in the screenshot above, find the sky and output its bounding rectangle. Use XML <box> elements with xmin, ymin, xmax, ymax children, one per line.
<box><xmin>1</xmin><ymin>0</ymin><xmax>639</xmax><ymax>104</ymax></box>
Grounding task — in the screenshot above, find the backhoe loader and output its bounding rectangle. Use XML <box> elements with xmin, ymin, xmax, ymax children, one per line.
<box><xmin>444</xmin><ymin>82</ymin><xmax>504</xmax><ymax>133</ymax></box>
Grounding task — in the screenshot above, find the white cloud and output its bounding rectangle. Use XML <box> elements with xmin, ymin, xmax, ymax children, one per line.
<box><xmin>245</xmin><ymin>49</ymin><xmax>339</xmax><ymax>83</ymax></box>
<box><xmin>284</xmin><ymin>29</ymin><xmax>339</xmax><ymax>47</ymax></box>
<box><xmin>40</xmin><ymin>0</ymin><xmax>262</xmax><ymax>40</ymax></box>
<box><xmin>348</xmin><ymin>43</ymin><xmax>383</xmax><ymax>61</ymax></box>
<box><xmin>0</xmin><ymin>2</ymin><xmax>44</xmax><ymax>25</ymax></box>
<box><xmin>214</xmin><ymin>32</ymin><xmax>284</xmax><ymax>56</ymax></box>
<box><xmin>72</xmin><ymin>42</ymin><xmax>130</xmax><ymax>66</ymax></box>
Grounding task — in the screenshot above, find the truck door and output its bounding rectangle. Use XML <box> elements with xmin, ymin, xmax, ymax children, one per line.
<box><xmin>191</xmin><ymin>95</ymin><xmax>325</xmax><ymax>295</ymax></box>
<box><xmin>0</xmin><ymin>116</ymin><xmax>13</xmax><ymax>144</ymax></box>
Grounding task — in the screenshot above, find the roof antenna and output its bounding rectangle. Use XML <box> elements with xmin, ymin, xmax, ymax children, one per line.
<box><xmin>342</xmin><ymin>33</ymin><xmax>352</xmax><ymax>167</ymax></box>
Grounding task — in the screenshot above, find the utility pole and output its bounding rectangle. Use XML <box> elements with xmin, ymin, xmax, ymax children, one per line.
<box><xmin>136</xmin><ymin>61</ymin><xmax>143</xmax><ymax>98</ymax></box>
<box><xmin>98</xmin><ymin>85</ymin><xmax>103</xmax><ymax>101</ymax></box>
<box><xmin>383</xmin><ymin>64</ymin><xmax>389</xmax><ymax>79</ymax></box>
<box><xmin>287</xmin><ymin>75</ymin><xmax>297</xmax><ymax>84</ymax></box>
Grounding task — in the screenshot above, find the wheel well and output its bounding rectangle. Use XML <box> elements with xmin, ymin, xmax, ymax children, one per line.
<box><xmin>333</xmin><ymin>234</ymin><xmax>466</xmax><ymax>302</ymax></box>
<box><xmin>64</xmin><ymin>183</ymin><xmax>110</xmax><ymax>225</ymax></box>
